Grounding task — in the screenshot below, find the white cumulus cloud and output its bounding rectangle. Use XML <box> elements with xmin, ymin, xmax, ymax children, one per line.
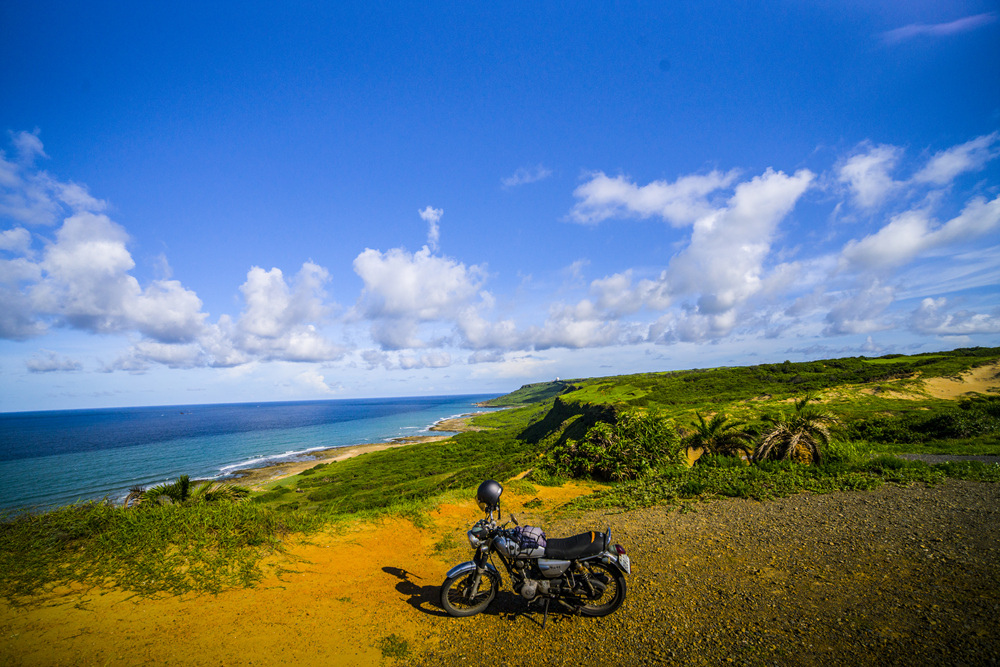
<box><xmin>840</xmin><ymin>195</ymin><xmax>1000</xmax><ymax>271</ymax></box>
<box><xmin>668</xmin><ymin>168</ymin><xmax>815</xmax><ymax>317</ymax></box>
<box><xmin>354</xmin><ymin>246</ymin><xmax>484</xmax><ymax>320</ymax></box>
<box><xmin>837</xmin><ymin>143</ymin><xmax>903</xmax><ymax>210</ymax></box>
<box><xmin>235</xmin><ymin>262</ymin><xmax>342</xmax><ymax>362</ymax></box>
<box><xmin>530</xmin><ymin>300</ymin><xmax>624</xmax><ymax>350</ymax></box>
<box><xmin>911</xmin><ymin>297</ymin><xmax>1000</xmax><ymax>336</ymax></box>
<box><xmin>913</xmin><ymin>132</ymin><xmax>1000</xmax><ymax>185</ymax></box>
<box><xmin>0</xmin><ymin>227</ymin><xmax>32</xmax><ymax>255</ymax></box>
<box><xmin>570</xmin><ymin>169</ymin><xmax>738</xmax><ymax>226</ymax></box>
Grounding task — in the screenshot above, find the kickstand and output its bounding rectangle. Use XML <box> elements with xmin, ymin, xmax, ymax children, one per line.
<box><xmin>541</xmin><ymin>598</ymin><xmax>550</xmax><ymax>629</ymax></box>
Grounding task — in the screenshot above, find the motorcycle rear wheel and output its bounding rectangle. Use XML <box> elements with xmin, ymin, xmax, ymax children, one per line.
<box><xmin>578</xmin><ymin>561</ymin><xmax>626</xmax><ymax>617</ymax></box>
<box><xmin>440</xmin><ymin>570</ymin><xmax>499</xmax><ymax>617</ymax></box>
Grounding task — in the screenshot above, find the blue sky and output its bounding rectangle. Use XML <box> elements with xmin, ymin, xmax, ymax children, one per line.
<box><xmin>2</xmin><ymin>2</ymin><xmax>999</xmax><ymax>411</ymax></box>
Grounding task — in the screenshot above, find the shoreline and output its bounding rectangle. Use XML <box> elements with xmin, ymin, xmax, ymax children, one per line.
<box><xmin>225</xmin><ymin>412</ymin><xmax>487</xmax><ymax>490</ymax></box>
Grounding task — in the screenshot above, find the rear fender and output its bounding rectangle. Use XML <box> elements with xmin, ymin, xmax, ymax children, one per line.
<box><xmin>581</xmin><ymin>551</ymin><xmax>630</xmax><ymax>576</ymax></box>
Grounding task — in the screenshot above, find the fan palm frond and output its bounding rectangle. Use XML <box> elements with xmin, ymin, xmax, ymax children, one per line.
<box><xmin>685</xmin><ymin>412</ymin><xmax>754</xmax><ymax>460</ymax></box>
<box><xmin>753</xmin><ymin>396</ymin><xmax>839</xmax><ymax>465</ymax></box>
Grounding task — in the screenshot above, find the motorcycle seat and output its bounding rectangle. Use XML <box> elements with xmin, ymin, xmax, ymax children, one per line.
<box><xmin>544</xmin><ymin>531</ymin><xmax>606</xmax><ymax>560</ymax></box>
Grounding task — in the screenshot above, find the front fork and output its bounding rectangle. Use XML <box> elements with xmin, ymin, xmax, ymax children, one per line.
<box><xmin>465</xmin><ymin>546</ymin><xmax>490</xmax><ymax>599</ymax></box>
<box><xmin>464</xmin><ymin>572</ymin><xmax>483</xmax><ymax>600</ymax></box>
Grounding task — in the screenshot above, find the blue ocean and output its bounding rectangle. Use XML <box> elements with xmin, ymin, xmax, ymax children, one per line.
<box><xmin>0</xmin><ymin>394</ymin><xmax>499</xmax><ymax>512</ymax></box>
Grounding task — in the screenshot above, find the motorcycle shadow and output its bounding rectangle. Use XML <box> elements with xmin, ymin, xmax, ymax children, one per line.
<box><xmin>383</xmin><ymin>566</ymin><xmax>450</xmax><ymax>617</ymax></box>
<box><xmin>382</xmin><ymin>566</ymin><xmax>573</xmax><ymax>627</ymax></box>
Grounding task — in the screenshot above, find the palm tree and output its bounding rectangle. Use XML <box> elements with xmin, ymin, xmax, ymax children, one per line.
<box><xmin>123</xmin><ymin>484</ymin><xmax>146</xmax><ymax>508</ymax></box>
<box><xmin>684</xmin><ymin>412</ymin><xmax>754</xmax><ymax>464</ymax></box>
<box><xmin>753</xmin><ymin>395</ymin><xmax>838</xmax><ymax>465</ymax></box>
<box><xmin>125</xmin><ymin>475</ymin><xmax>250</xmax><ymax>507</ymax></box>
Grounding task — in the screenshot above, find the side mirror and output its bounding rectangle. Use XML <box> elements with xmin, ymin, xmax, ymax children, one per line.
<box><xmin>510</xmin><ymin>514</ymin><xmax>519</xmax><ymax>526</ymax></box>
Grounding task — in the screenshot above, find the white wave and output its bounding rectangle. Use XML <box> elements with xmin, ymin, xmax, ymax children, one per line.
<box><xmin>215</xmin><ymin>444</ymin><xmax>332</xmax><ymax>475</ymax></box>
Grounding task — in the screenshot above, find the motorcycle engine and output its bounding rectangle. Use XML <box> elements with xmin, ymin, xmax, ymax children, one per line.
<box><xmin>516</xmin><ymin>578</ymin><xmax>550</xmax><ymax>600</ymax></box>
<box><xmin>513</xmin><ymin>558</ymin><xmax>552</xmax><ymax>600</ymax></box>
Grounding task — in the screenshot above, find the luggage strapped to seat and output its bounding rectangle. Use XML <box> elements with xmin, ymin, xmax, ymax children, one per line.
<box><xmin>513</xmin><ymin>525</ymin><xmax>546</xmax><ymax>557</ymax></box>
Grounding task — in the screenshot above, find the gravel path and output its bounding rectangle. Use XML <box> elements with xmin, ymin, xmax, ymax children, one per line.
<box><xmin>414</xmin><ymin>480</ymin><xmax>1000</xmax><ymax>666</ymax></box>
<box><xmin>898</xmin><ymin>453</ymin><xmax>1000</xmax><ymax>465</ymax></box>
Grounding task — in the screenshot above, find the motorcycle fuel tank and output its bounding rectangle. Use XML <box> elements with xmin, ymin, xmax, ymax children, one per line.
<box><xmin>493</xmin><ymin>536</ymin><xmax>516</xmax><ymax>558</ymax></box>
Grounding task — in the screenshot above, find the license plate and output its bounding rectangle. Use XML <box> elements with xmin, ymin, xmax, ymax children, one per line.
<box><xmin>618</xmin><ymin>553</ymin><xmax>631</xmax><ymax>574</ymax></box>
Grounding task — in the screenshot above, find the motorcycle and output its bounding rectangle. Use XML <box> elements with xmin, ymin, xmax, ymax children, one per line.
<box><xmin>439</xmin><ymin>480</ymin><xmax>631</xmax><ymax>626</ymax></box>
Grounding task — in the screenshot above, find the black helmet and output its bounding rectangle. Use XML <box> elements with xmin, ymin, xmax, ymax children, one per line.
<box><xmin>476</xmin><ymin>479</ymin><xmax>503</xmax><ymax>512</ymax></box>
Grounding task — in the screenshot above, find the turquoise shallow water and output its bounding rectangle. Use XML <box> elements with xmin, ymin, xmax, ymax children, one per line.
<box><xmin>0</xmin><ymin>394</ymin><xmax>498</xmax><ymax>512</ymax></box>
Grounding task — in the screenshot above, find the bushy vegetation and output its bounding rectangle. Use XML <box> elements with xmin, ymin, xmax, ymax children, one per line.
<box><xmin>543</xmin><ymin>408</ymin><xmax>681</xmax><ymax>481</ymax></box>
<box><xmin>577</xmin><ymin>458</ymin><xmax>1000</xmax><ymax>511</ymax></box>
<box><xmin>846</xmin><ymin>396</ymin><xmax>1000</xmax><ymax>444</ymax></box>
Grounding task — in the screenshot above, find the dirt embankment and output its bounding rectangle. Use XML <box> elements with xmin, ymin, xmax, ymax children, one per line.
<box><xmin>921</xmin><ymin>362</ymin><xmax>999</xmax><ymax>399</ymax></box>
<box><xmin>2</xmin><ymin>480</ymin><xmax>998</xmax><ymax>666</ymax></box>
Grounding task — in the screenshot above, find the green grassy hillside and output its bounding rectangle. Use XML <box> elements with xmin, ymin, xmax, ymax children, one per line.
<box><xmin>261</xmin><ymin>346</ymin><xmax>1000</xmax><ymax>514</ymax></box>
<box><xmin>2</xmin><ymin>346</ymin><xmax>998</xmax><ymax>600</ymax></box>
<box><xmin>481</xmin><ymin>379</ymin><xmax>572</xmax><ymax>406</ymax></box>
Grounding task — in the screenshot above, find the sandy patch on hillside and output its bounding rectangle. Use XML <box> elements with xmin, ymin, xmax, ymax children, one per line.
<box><xmin>921</xmin><ymin>362</ymin><xmax>1000</xmax><ymax>400</ymax></box>
<box><xmin>0</xmin><ymin>480</ymin><xmax>598</xmax><ymax>667</ymax></box>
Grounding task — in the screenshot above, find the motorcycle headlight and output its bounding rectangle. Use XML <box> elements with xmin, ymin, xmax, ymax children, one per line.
<box><xmin>467</xmin><ymin>530</ymin><xmax>484</xmax><ymax>548</ymax></box>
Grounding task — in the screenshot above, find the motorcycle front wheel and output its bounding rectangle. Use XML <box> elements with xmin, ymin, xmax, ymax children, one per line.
<box><xmin>440</xmin><ymin>570</ymin><xmax>499</xmax><ymax>617</ymax></box>
<box><xmin>578</xmin><ymin>561</ymin><xmax>627</xmax><ymax>617</ymax></box>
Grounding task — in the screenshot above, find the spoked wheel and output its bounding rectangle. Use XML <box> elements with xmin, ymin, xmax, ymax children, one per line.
<box><xmin>440</xmin><ymin>570</ymin><xmax>499</xmax><ymax>617</ymax></box>
<box><xmin>577</xmin><ymin>560</ymin><xmax>627</xmax><ymax>617</ymax></box>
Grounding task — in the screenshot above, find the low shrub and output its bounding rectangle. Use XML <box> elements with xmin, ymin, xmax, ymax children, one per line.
<box><xmin>525</xmin><ymin>468</ymin><xmax>568</xmax><ymax>486</ymax></box>
<box><xmin>932</xmin><ymin>461</ymin><xmax>1000</xmax><ymax>482</ymax></box>
<box><xmin>824</xmin><ymin>440</ymin><xmax>868</xmax><ymax>464</ymax></box>
<box><xmin>863</xmin><ymin>455</ymin><xmax>917</xmax><ymax>473</ymax></box>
